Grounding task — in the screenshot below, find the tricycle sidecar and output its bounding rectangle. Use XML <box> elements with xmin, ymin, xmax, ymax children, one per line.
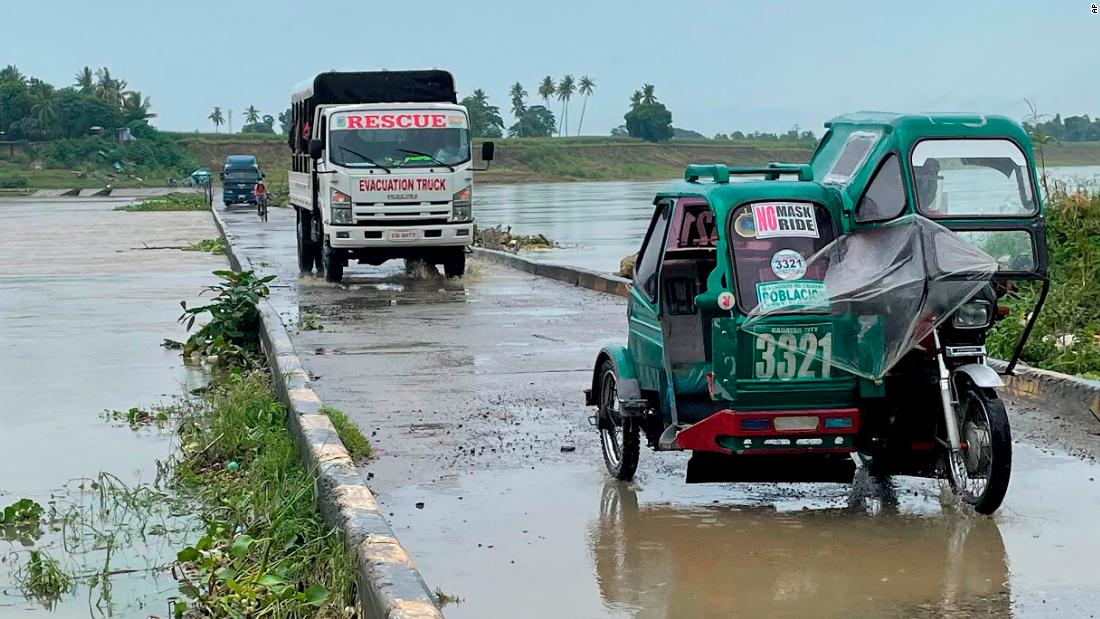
<box><xmin>586</xmin><ymin>113</ymin><xmax>1048</xmax><ymax>515</ymax></box>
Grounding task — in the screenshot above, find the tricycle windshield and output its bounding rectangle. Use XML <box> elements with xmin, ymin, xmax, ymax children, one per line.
<box><xmin>728</xmin><ymin>202</ymin><xmax>837</xmax><ymax>312</ymax></box>
<box><xmin>910</xmin><ymin>139</ymin><xmax>1037</xmax><ymax>218</ymax></box>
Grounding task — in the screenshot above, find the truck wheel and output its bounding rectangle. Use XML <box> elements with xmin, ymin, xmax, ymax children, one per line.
<box><xmin>597</xmin><ymin>360</ymin><xmax>639</xmax><ymax>481</ymax></box>
<box><xmin>296</xmin><ymin>209</ymin><xmax>315</xmax><ymax>275</ymax></box>
<box><xmin>443</xmin><ymin>249</ymin><xmax>466</xmax><ymax>278</ymax></box>
<box><xmin>323</xmin><ymin>241</ymin><xmax>343</xmax><ymax>284</ymax></box>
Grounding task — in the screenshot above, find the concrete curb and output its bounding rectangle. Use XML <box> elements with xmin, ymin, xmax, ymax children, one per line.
<box><xmin>472</xmin><ymin>247</ymin><xmax>630</xmax><ymax>297</ymax></box>
<box><xmin>473</xmin><ymin>248</ymin><xmax>1100</xmax><ymax>427</ymax></box>
<box><xmin>211</xmin><ymin>207</ymin><xmax>443</xmax><ymax>619</ymax></box>
<box><xmin>988</xmin><ymin>359</ymin><xmax>1100</xmax><ymax>430</ymax></box>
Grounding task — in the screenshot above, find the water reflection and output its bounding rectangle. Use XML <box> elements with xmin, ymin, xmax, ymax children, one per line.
<box><xmin>477</xmin><ymin>166</ymin><xmax>1100</xmax><ymax>274</ymax></box>
<box><xmin>590</xmin><ymin>480</ymin><xmax>1010</xmax><ymax>618</ymax></box>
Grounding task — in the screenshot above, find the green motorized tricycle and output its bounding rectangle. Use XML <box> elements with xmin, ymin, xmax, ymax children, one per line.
<box><xmin>585</xmin><ymin>113</ymin><xmax>1048</xmax><ymax>514</ymax></box>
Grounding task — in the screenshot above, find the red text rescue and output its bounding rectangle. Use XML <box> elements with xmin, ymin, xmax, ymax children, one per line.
<box><xmin>345</xmin><ymin>114</ymin><xmax>447</xmax><ymax>129</ymax></box>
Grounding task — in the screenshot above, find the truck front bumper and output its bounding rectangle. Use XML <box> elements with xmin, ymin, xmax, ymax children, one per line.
<box><xmin>326</xmin><ymin>222</ymin><xmax>473</xmax><ymax>249</ymax></box>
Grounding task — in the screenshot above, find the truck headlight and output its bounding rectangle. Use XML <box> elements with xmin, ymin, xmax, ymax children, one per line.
<box><xmin>331</xmin><ymin>188</ymin><xmax>352</xmax><ymax>224</ymax></box>
<box><xmin>953</xmin><ymin>301</ymin><xmax>991</xmax><ymax>329</ymax></box>
<box><xmin>451</xmin><ymin>186</ymin><xmax>472</xmax><ymax>222</ymax></box>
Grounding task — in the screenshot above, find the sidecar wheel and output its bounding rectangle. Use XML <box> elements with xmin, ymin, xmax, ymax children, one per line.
<box><xmin>597</xmin><ymin>361</ymin><xmax>639</xmax><ymax>481</ymax></box>
<box><xmin>946</xmin><ymin>380</ymin><xmax>1012</xmax><ymax>515</ymax></box>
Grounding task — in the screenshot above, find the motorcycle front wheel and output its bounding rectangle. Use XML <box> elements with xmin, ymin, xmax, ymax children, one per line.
<box><xmin>945</xmin><ymin>379</ymin><xmax>1012</xmax><ymax>515</ymax></box>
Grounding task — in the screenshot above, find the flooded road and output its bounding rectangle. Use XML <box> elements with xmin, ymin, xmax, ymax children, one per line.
<box><xmin>0</xmin><ymin>197</ymin><xmax>220</xmax><ymax>616</ymax></box>
<box><xmin>476</xmin><ymin>165</ymin><xmax>1100</xmax><ymax>273</ymax></box>
<box><xmin>219</xmin><ymin>204</ymin><xmax>1100</xmax><ymax>618</ymax></box>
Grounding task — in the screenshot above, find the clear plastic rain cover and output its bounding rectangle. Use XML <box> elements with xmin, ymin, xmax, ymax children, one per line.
<box><xmin>739</xmin><ymin>214</ymin><xmax>998</xmax><ymax>380</ymax></box>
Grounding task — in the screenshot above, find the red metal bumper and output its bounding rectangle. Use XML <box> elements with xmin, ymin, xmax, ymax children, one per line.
<box><xmin>674</xmin><ymin>408</ymin><xmax>861</xmax><ymax>455</ymax></box>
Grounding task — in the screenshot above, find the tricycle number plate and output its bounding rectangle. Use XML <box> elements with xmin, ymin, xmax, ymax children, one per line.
<box><xmin>753</xmin><ymin>325</ymin><xmax>833</xmax><ymax>380</ymax></box>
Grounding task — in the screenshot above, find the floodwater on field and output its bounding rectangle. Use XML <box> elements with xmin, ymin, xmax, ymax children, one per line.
<box><xmin>0</xmin><ymin>197</ymin><xmax>220</xmax><ymax>617</ymax></box>
<box><xmin>476</xmin><ymin>165</ymin><xmax>1100</xmax><ymax>273</ymax></box>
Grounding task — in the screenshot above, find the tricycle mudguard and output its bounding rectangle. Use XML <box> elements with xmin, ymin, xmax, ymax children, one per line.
<box><xmin>586</xmin><ymin>345</ymin><xmax>643</xmax><ymax>407</ymax></box>
<box><xmin>953</xmin><ymin>363</ymin><xmax>1004</xmax><ymax>389</ymax></box>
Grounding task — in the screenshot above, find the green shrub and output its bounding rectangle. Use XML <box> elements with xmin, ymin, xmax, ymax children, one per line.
<box><xmin>988</xmin><ymin>189</ymin><xmax>1100</xmax><ymax>376</ymax></box>
<box><xmin>179</xmin><ymin>270</ymin><xmax>275</xmax><ymax>366</ymax></box>
<box><xmin>0</xmin><ymin>175</ymin><xmax>28</xmax><ymax>188</ymax></box>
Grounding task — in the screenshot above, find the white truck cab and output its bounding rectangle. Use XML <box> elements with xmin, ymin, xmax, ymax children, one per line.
<box><xmin>288</xmin><ymin>71</ymin><xmax>494</xmax><ymax>282</ymax></box>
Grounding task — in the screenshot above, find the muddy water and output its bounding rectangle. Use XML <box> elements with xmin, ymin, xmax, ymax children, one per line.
<box><xmin>0</xmin><ymin>197</ymin><xmax>222</xmax><ymax>616</ymax></box>
<box><xmin>476</xmin><ymin>165</ymin><xmax>1100</xmax><ymax>273</ymax></box>
<box><xmin>220</xmin><ymin>204</ymin><xmax>1100</xmax><ymax>618</ymax></box>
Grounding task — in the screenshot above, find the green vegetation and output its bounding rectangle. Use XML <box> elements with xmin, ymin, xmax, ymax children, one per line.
<box><xmin>172</xmin><ymin>371</ymin><xmax>357</xmax><ymax>616</ymax></box>
<box><xmin>0</xmin><ymin>64</ymin><xmax>198</xmax><ymax>187</ymax></box>
<box><xmin>461</xmin><ymin>89</ymin><xmax>504</xmax><ymax>138</ymax></box>
<box><xmin>115</xmin><ymin>192</ymin><xmax>209</xmax><ymax>211</ymax></box>
<box><xmin>179</xmin><ymin>270</ymin><xmax>275</xmax><ymax>367</ymax></box>
<box><xmin>624</xmin><ymin>84</ymin><xmax>673</xmax><ymax>143</ymax></box>
<box><xmin>321</xmin><ymin>406</ymin><xmax>373</xmax><ymax>462</ymax></box>
<box><xmin>15</xmin><ymin>550</ymin><xmax>73</xmax><ymax>606</ymax></box>
<box><xmin>183</xmin><ymin>237</ymin><xmax>227</xmax><ymax>254</ymax></box>
<box><xmin>1</xmin><ymin>498</ymin><xmax>45</xmax><ymax>525</ymax></box>
<box><xmin>988</xmin><ymin>187</ymin><xmax>1100</xmax><ymax>378</ymax></box>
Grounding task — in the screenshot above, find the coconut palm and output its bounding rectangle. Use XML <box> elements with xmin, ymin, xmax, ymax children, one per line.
<box><xmin>122</xmin><ymin>91</ymin><xmax>156</xmax><ymax>122</ymax></box>
<box><xmin>630</xmin><ymin>90</ymin><xmax>643</xmax><ymax>109</ymax></box>
<box><xmin>94</xmin><ymin>67</ymin><xmax>126</xmax><ymax>104</ymax></box>
<box><xmin>509</xmin><ymin>82</ymin><xmax>527</xmax><ymax>119</ymax></box>
<box><xmin>538</xmin><ymin>76</ymin><xmax>556</xmax><ymax>108</ymax></box>
<box><xmin>244</xmin><ymin>105</ymin><xmax>260</xmax><ymax>124</ymax></box>
<box><xmin>209</xmin><ymin>106</ymin><xmax>225</xmax><ymax>133</ymax></box>
<box><xmin>73</xmin><ymin>66</ymin><xmax>95</xmax><ymax>93</ymax></box>
<box><xmin>575</xmin><ymin>76</ymin><xmax>595</xmax><ymax>136</ymax></box>
<box><xmin>641</xmin><ymin>84</ymin><xmax>657</xmax><ymax>105</ymax></box>
<box><xmin>0</xmin><ymin>65</ymin><xmax>26</xmax><ymax>85</ymax></box>
<box><xmin>556</xmin><ymin>75</ymin><xmax>575</xmax><ymax>137</ymax></box>
<box><xmin>30</xmin><ymin>94</ymin><xmax>57</xmax><ymax>135</ymax></box>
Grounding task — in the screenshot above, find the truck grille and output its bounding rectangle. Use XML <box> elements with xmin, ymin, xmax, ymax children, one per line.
<box><xmin>353</xmin><ymin>202</ymin><xmax>451</xmax><ymax>225</ymax></box>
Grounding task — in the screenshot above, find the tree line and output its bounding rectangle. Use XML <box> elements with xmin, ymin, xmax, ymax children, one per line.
<box><xmin>0</xmin><ymin>64</ymin><xmax>154</xmax><ymax>140</ymax></box>
<box><xmin>1024</xmin><ymin>113</ymin><xmax>1100</xmax><ymax>143</ymax></box>
<box><xmin>460</xmin><ymin>75</ymin><xmax>596</xmax><ymax>138</ymax></box>
<box><xmin>206</xmin><ymin>105</ymin><xmax>278</xmax><ymax>134</ymax></box>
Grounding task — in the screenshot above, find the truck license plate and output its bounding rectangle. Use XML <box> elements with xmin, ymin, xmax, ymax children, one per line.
<box><xmin>387</xmin><ymin>230</ymin><xmax>420</xmax><ymax>242</ymax></box>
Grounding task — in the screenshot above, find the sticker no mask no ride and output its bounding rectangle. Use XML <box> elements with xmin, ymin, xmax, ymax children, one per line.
<box><xmin>752</xmin><ymin>203</ymin><xmax>819</xmax><ymax>239</ymax></box>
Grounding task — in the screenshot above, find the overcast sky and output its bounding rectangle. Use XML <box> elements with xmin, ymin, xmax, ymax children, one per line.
<box><xmin>5</xmin><ymin>0</ymin><xmax>1099</xmax><ymax>136</ymax></box>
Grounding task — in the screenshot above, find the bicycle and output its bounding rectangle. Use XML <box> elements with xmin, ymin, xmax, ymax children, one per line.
<box><xmin>256</xmin><ymin>193</ymin><xmax>268</xmax><ymax>222</ymax></box>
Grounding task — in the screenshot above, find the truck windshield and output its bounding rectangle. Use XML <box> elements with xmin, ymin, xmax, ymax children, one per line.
<box><xmin>911</xmin><ymin>139</ymin><xmax>1037</xmax><ymax>218</ymax></box>
<box><xmin>329</xmin><ymin>128</ymin><xmax>470</xmax><ymax>169</ymax></box>
<box><xmin>224</xmin><ymin>169</ymin><xmax>259</xmax><ymax>181</ymax></box>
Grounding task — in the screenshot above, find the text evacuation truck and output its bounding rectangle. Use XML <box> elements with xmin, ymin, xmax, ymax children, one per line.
<box><xmin>288</xmin><ymin>70</ymin><xmax>494</xmax><ymax>283</ymax></box>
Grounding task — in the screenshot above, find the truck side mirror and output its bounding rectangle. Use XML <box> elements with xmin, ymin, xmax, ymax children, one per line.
<box><xmin>481</xmin><ymin>141</ymin><xmax>495</xmax><ymax>162</ymax></box>
<box><xmin>308</xmin><ymin>139</ymin><xmax>324</xmax><ymax>160</ymax></box>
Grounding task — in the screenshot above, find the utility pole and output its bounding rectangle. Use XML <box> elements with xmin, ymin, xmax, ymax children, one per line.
<box><xmin>228</xmin><ymin>109</ymin><xmax>233</xmax><ymax>134</ymax></box>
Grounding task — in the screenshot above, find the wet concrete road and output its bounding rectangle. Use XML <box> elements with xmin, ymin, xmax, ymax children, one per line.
<box><xmin>0</xmin><ymin>197</ymin><xmax>222</xmax><ymax>615</ymax></box>
<box><xmin>220</xmin><ymin>204</ymin><xmax>1100</xmax><ymax>618</ymax></box>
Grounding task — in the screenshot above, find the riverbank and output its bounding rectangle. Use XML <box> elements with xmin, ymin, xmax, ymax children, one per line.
<box><xmin>6</xmin><ymin>136</ymin><xmax>1100</xmax><ymax>189</ymax></box>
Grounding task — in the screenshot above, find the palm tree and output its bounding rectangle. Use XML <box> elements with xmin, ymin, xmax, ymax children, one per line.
<box><xmin>94</xmin><ymin>67</ymin><xmax>126</xmax><ymax>104</ymax></box>
<box><xmin>575</xmin><ymin>76</ymin><xmax>595</xmax><ymax>136</ymax></box>
<box><xmin>30</xmin><ymin>94</ymin><xmax>57</xmax><ymax>136</ymax></box>
<box><xmin>73</xmin><ymin>66</ymin><xmax>95</xmax><ymax>93</ymax></box>
<box><xmin>630</xmin><ymin>90</ymin><xmax>643</xmax><ymax>109</ymax></box>
<box><xmin>244</xmin><ymin>105</ymin><xmax>260</xmax><ymax>124</ymax></box>
<box><xmin>641</xmin><ymin>84</ymin><xmax>657</xmax><ymax>105</ymax></box>
<box><xmin>556</xmin><ymin>75</ymin><xmax>575</xmax><ymax>137</ymax></box>
<box><xmin>509</xmin><ymin>82</ymin><xmax>527</xmax><ymax>120</ymax></box>
<box><xmin>0</xmin><ymin>65</ymin><xmax>26</xmax><ymax>85</ymax></box>
<box><xmin>209</xmin><ymin>106</ymin><xmax>225</xmax><ymax>133</ymax></box>
<box><xmin>122</xmin><ymin>91</ymin><xmax>156</xmax><ymax>122</ymax></box>
<box><xmin>538</xmin><ymin>76</ymin><xmax>556</xmax><ymax>108</ymax></box>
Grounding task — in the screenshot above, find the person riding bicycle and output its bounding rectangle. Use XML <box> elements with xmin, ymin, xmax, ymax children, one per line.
<box><xmin>253</xmin><ymin>179</ymin><xmax>268</xmax><ymax>204</ymax></box>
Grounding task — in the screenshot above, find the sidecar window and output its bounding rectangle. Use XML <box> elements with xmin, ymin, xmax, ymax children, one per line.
<box><xmin>728</xmin><ymin>202</ymin><xmax>836</xmax><ymax>313</ymax></box>
<box><xmin>855</xmin><ymin>154</ymin><xmax>906</xmax><ymax>223</ymax></box>
<box><xmin>634</xmin><ymin>199</ymin><xmax>673</xmax><ymax>301</ymax></box>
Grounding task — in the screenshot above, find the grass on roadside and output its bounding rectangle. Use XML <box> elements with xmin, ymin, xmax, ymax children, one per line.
<box><xmin>115</xmin><ymin>193</ymin><xmax>209</xmax><ymax>212</ymax></box>
<box><xmin>182</xmin><ymin>237</ymin><xmax>227</xmax><ymax>255</ymax></box>
<box><xmin>172</xmin><ymin>371</ymin><xmax>358</xmax><ymax>617</ymax></box>
<box><xmin>321</xmin><ymin>406</ymin><xmax>373</xmax><ymax>462</ymax></box>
